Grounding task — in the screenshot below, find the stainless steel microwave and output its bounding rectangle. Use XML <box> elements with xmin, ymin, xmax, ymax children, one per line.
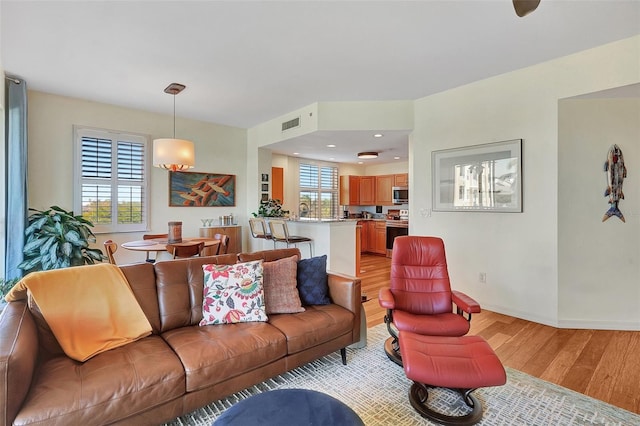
<box><xmin>392</xmin><ymin>186</ymin><xmax>408</xmax><ymax>204</ymax></box>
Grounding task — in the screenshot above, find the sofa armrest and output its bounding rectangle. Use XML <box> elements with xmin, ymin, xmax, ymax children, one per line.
<box><xmin>327</xmin><ymin>272</ymin><xmax>361</xmax><ymax>344</ymax></box>
<box><xmin>326</xmin><ymin>272</ymin><xmax>361</xmax><ymax>315</ymax></box>
<box><xmin>0</xmin><ymin>302</ymin><xmax>39</xmax><ymax>426</ymax></box>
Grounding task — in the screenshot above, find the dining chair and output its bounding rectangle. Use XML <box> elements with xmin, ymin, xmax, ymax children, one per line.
<box><xmin>213</xmin><ymin>233</ymin><xmax>230</xmax><ymax>255</ymax></box>
<box><xmin>103</xmin><ymin>240</ymin><xmax>118</xmax><ymax>265</ymax></box>
<box><xmin>249</xmin><ymin>218</ymin><xmax>275</xmax><ymax>248</ymax></box>
<box><xmin>268</xmin><ymin>219</ymin><xmax>313</xmax><ymax>257</ymax></box>
<box><xmin>143</xmin><ymin>233</ymin><xmax>168</xmax><ymax>263</ymax></box>
<box><xmin>166</xmin><ymin>242</ymin><xmax>205</xmax><ymax>259</ymax></box>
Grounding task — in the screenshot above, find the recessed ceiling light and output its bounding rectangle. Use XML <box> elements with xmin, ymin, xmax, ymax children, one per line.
<box><xmin>329</xmin><ymin>157</ymin><xmax>335</xmax><ymax>160</ymax></box>
<box><xmin>394</xmin><ymin>156</ymin><xmax>400</xmax><ymax>160</ymax></box>
<box><xmin>327</xmin><ymin>144</ymin><xmax>336</xmax><ymax>148</ymax></box>
<box><xmin>358</xmin><ymin>161</ymin><xmax>364</xmax><ymax>164</ymax></box>
<box><xmin>293</xmin><ymin>152</ymin><xmax>300</xmax><ymax>155</ymax></box>
<box><xmin>357</xmin><ymin>151</ymin><xmax>378</xmax><ymax>159</ymax></box>
<box><xmin>373</xmin><ymin>133</ymin><xmax>383</xmax><ymax>138</ymax></box>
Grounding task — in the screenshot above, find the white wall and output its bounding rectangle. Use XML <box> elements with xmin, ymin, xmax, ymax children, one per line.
<box><xmin>27</xmin><ymin>91</ymin><xmax>247</xmax><ymax>265</ymax></box>
<box><xmin>558</xmin><ymin>98</ymin><xmax>640</xmax><ymax>329</ymax></box>
<box><xmin>365</xmin><ymin>162</ymin><xmax>408</xmax><ymax>176</ymax></box>
<box><xmin>411</xmin><ymin>36</ymin><xmax>640</xmax><ymax>328</ymax></box>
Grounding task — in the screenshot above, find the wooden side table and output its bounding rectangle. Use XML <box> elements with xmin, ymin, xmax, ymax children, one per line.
<box><xmin>199</xmin><ymin>225</ymin><xmax>242</xmax><ymax>254</ymax></box>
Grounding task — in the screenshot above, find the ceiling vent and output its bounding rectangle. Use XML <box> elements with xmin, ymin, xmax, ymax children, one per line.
<box><xmin>281</xmin><ymin>116</ymin><xmax>300</xmax><ymax>132</ymax></box>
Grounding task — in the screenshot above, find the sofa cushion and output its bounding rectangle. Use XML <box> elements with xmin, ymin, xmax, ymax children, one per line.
<box><xmin>200</xmin><ymin>260</ymin><xmax>267</xmax><ymax>325</ymax></box>
<box><xmin>155</xmin><ymin>255</ymin><xmax>239</xmax><ymax>332</ymax></box>
<box><xmin>162</xmin><ymin>322</ymin><xmax>287</xmax><ymax>392</ymax></box>
<box><xmin>267</xmin><ymin>304</ymin><xmax>354</xmax><ymax>354</ymax></box>
<box><xmin>297</xmin><ymin>255</ymin><xmax>331</xmax><ymax>305</ymax></box>
<box><xmin>13</xmin><ymin>336</ymin><xmax>184</xmax><ymax>426</ymax></box>
<box><xmin>238</xmin><ymin>248</ymin><xmax>301</xmax><ymax>263</ymax></box>
<box><xmin>263</xmin><ymin>255</ymin><xmax>305</xmax><ymax>315</ymax></box>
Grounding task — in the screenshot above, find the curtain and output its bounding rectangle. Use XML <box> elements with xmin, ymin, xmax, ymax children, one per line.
<box><xmin>4</xmin><ymin>76</ymin><xmax>28</xmax><ymax>280</ymax></box>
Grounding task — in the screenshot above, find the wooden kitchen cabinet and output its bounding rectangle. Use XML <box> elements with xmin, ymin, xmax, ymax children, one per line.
<box><xmin>375</xmin><ymin>175</ymin><xmax>394</xmax><ymax>206</ymax></box>
<box><xmin>357</xmin><ymin>221</ymin><xmax>366</xmax><ymax>253</ymax></box>
<box><xmin>359</xmin><ymin>220</ymin><xmax>386</xmax><ymax>255</ymax></box>
<box><xmin>340</xmin><ymin>172</ymin><xmax>407</xmax><ymax>206</ymax></box>
<box><xmin>359</xmin><ymin>176</ymin><xmax>375</xmax><ymax>205</ymax></box>
<box><xmin>394</xmin><ymin>173</ymin><xmax>408</xmax><ymax>187</ymax></box>
<box><xmin>199</xmin><ymin>225</ymin><xmax>242</xmax><ymax>254</ymax></box>
<box><xmin>374</xmin><ymin>221</ymin><xmax>387</xmax><ymax>255</ymax></box>
<box><xmin>340</xmin><ymin>175</ymin><xmax>361</xmax><ymax>206</ymax></box>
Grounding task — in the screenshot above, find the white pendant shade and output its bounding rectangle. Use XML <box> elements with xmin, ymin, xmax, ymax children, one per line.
<box><xmin>153</xmin><ymin>138</ymin><xmax>195</xmax><ymax>171</ymax></box>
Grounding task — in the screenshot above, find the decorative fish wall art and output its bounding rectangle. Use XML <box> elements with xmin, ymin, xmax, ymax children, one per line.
<box><xmin>602</xmin><ymin>144</ymin><xmax>627</xmax><ymax>223</ymax></box>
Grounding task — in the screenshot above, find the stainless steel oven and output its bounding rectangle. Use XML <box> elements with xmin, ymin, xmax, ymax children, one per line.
<box><xmin>386</xmin><ymin>220</ymin><xmax>408</xmax><ymax>258</ymax></box>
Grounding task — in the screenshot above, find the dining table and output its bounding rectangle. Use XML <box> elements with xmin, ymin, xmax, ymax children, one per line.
<box><xmin>121</xmin><ymin>237</ymin><xmax>220</xmax><ymax>259</ymax></box>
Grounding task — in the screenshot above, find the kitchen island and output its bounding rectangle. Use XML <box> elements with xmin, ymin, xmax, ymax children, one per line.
<box><xmin>252</xmin><ymin>219</ymin><xmax>359</xmax><ymax>276</ymax></box>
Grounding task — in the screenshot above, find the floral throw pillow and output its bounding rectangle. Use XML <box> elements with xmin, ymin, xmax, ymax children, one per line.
<box><xmin>200</xmin><ymin>260</ymin><xmax>267</xmax><ymax>325</ymax></box>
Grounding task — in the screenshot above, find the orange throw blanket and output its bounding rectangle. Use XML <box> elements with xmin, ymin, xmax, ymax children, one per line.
<box><xmin>6</xmin><ymin>263</ymin><xmax>152</xmax><ymax>362</ymax></box>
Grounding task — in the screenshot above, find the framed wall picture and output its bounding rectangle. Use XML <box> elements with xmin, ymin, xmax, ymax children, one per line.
<box><xmin>169</xmin><ymin>171</ymin><xmax>236</xmax><ymax>207</ymax></box>
<box><xmin>432</xmin><ymin>139</ymin><xmax>522</xmax><ymax>212</ymax></box>
<box><xmin>261</xmin><ymin>183</ymin><xmax>269</xmax><ymax>192</ymax></box>
<box><xmin>261</xmin><ymin>173</ymin><xmax>269</xmax><ymax>182</ymax></box>
<box><xmin>261</xmin><ymin>193</ymin><xmax>269</xmax><ymax>202</ymax></box>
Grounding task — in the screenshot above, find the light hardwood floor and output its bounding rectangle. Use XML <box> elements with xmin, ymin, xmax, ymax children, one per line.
<box><xmin>359</xmin><ymin>254</ymin><xmax>640</xmax><ymax>415</ymax></box>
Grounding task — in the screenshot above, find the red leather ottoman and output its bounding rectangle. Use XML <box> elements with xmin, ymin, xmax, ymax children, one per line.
<box><xmin>399</xmin><ymin>331</ymin><xmax>506</xmax><ymax>425</ymax></box>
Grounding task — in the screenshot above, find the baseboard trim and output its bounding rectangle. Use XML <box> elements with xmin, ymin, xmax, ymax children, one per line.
<box><xmin>481</xmin><ymin>304</ymin><xmax>557</xmax><ymax>328</ymax></box>
<box><xmin>482</xmin><ymin>303</ymin><xmax>640</xmax><ymax>331</ymax></box>
<box><xmin>557</xmin><ymin>319</ymin><xmax>640</xmax><ymax>331</ymax></box>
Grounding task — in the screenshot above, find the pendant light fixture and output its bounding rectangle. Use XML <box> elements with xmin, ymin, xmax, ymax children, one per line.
<box><xmin>153</xmin><ymin>83</ymin><xmax>195</xmax><ymax>171</ymax></box>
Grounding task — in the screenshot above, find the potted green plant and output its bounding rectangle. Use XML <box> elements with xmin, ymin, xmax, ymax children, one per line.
<box><xmin>18</xmin><ymin>206</ymin><xmax>106</xmax><ymax>274</ymax></box>
<box><xmin>0</xmin><ymin>277</ymin><xmax>19</xmax><ymax>301</ymax></box>
<box><xmin>252</xmin><ymin>198</ymin><xmax>289</xmax><ymax>218</ymax></box>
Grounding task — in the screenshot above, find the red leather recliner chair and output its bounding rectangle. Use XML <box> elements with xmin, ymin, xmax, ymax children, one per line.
<box><xmin>378</xmin><ymin>235</ymin><xmax>481</xmax><ymax>365</ymax></box>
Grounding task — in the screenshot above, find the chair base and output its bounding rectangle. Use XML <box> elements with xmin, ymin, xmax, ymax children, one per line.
<box><xmin>409</xmin><ymin>382</ymin><xmax>482</xmax><ymax>426</ymax></box>
<box><xmin>383</xmin><ymin>337</ymin><xmax>403</xmax><ymax>367</ymax></box>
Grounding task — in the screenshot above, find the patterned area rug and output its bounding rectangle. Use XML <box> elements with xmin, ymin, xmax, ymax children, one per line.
<box><xmin>166</xmin><ymin>324</ymin><xmax>640</xmax><ymax>425</ymax></box>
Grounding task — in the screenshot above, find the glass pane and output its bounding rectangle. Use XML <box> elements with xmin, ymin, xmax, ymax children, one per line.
<box><xmin>320</xmin><ymin>166</ymin><xmax>338</xmax><ymax>189</ymax></box>
<box><xmin>82</xmin><ymin>137</ymin><xmax>112</xmax><ymax>179</ymax></box>
<box><xmin>319</xmin><ymin>192</ymin><xmax>339</xmax><ymax>219</ymax></box>
<box><xmin>118</xmin><ymin>185</ymin><xmax>144</xmax><ymax>224</ymax></box>
<box><xmin>81</xmin><ymin>184</ymin><xmax>112</xmax><ymax>224</ymax></box>
<box><xmin>117</xmin><ymin>141</ymin><xmax>144</xmax><ymax>181</ymax></box>
<box><xmin>298</xmin><ymin>191</ymin><xmax>318</xmax><ymax>218</ymax></box>
<box><xmin>299</xmin><ymin>163</ymin><xmax>318</xmax><ymax>188</ymax></box>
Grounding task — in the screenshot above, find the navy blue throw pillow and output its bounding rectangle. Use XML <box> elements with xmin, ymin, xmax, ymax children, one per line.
<box><xmin>297</xmin><ymin>255</ymin><xmax>330</xmax><ymax>305</ymax></box>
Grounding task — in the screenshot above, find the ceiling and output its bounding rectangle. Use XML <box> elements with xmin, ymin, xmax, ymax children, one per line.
<box><xmin>2</xmin><ymin>1</ymin><xmax>639</xmax><ymax>165</ymax></box>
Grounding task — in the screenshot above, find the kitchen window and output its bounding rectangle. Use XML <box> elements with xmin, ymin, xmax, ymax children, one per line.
<box><xmin>298</xmin><ymin>162</ymin><xmax>339</xmax><ymax>219</ymax></box>
<box><xmin>73</xmin><ymin>126</ymin><xmax>150</xmax><ymax>233</ymax></box>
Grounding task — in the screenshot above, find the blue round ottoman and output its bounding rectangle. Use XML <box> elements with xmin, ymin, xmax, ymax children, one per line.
<box><xmin>213</xmin><ymin>388</ymin><xmax>364</xmax><ymax>426</ymax></box>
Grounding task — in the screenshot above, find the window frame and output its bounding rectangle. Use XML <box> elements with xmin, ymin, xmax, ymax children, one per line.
<box><xmin>298</xmin><ymin>161</ymin><xmax>339</xmax><ymax>220</ymax></box>
<box><xmin>73</xmin><ymin>126</ymin><xmax>151</xmax><ymax>234</ymax></box>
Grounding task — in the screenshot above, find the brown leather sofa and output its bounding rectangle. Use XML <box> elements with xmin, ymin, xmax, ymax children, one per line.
<box><xmin>0</xmin><ymin>248</ymin><xmax>361</xmax><ymax>426</ymax></box>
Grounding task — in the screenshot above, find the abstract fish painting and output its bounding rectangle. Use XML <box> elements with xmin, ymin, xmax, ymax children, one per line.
<box><xmin>603</xmin><ymin>144</ymin><xmax>627</xmax><ymax>223</ymax></box>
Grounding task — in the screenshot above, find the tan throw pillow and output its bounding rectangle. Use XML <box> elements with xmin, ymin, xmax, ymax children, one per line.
<box><xmin>263</xmin><ymin>255</ymin><xmax>305</xmax><ymax>315</ymax></box>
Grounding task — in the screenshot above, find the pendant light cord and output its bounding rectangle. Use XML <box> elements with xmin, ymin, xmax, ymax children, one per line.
<box><xmin>173</xmin><ymin>94</ymin><xmax>176</xmax><ymax>139</ymax></box>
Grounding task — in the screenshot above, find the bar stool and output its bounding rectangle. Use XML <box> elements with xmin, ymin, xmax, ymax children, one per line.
<box><xmin>268</xmin><ymin>219</ymin><xmax>313</xmax><ymax>257</ymax></box>
<box><xmin>249</xmin><ymin>218</ymin><xmax>275</xmax><ymax>248</ymax></box>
